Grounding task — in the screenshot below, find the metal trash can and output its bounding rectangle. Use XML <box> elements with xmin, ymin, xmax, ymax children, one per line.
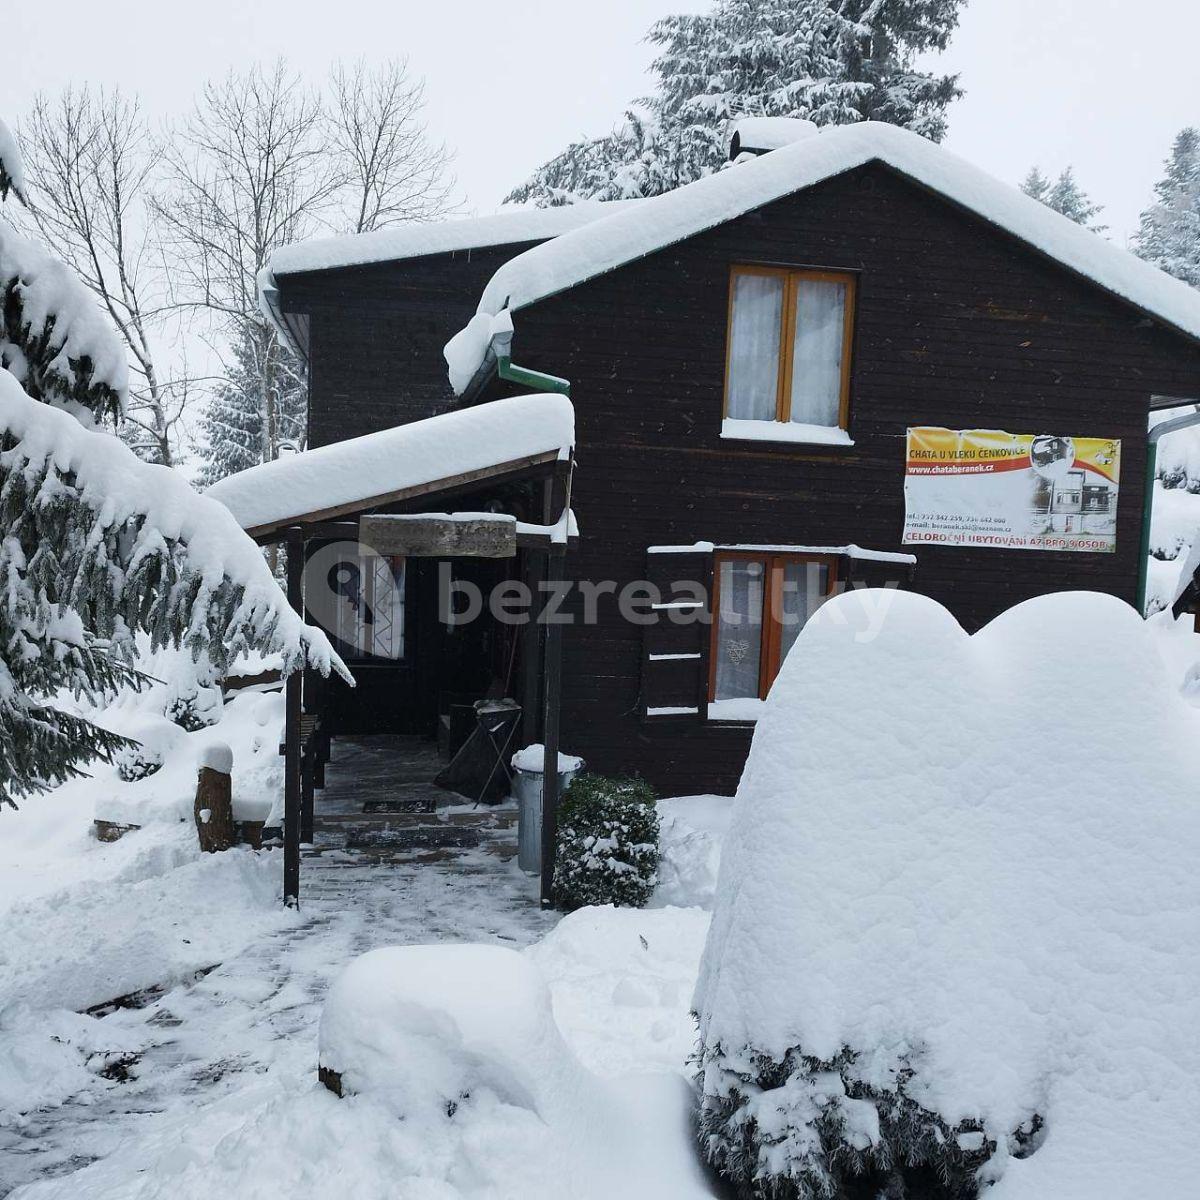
<box><xmin>512</xmin><ymin>748</ymin><xmax>583</xmax><ymax>875</ymax></box>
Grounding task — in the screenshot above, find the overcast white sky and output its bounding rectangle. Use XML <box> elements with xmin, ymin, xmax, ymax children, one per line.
<box><xmin>3</xmin><ymin>0</ymin><xmax>1197</xmax><ymax>242</ymax></box>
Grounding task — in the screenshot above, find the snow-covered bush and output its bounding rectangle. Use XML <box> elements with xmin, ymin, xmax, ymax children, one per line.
<box><xmin>553</xmin><ymin>775</ymin><xmax>660</xmax><ymax>912</ymax></box>
<box><xmin>112</xmin><ymin>717</ymin><xmax>186</xmax><ymax>783</ymax></box>
<box><xmin>163</xmin><ymin>672</ymin><xmax>223</xmax><ymax>732</ymax></box>
<box><xmin>695</xmin><ymin>589</ymin><xmax>1200</xmax><ymax>1200</ymax></box>
<box><xmin>318</xmin><ymin>945</ymin><xmax>589</xmax><ymax>1111</ymax></box>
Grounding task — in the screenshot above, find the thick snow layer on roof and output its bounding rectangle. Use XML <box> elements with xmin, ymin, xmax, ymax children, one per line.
<box><xmin>0</xmin><ymin>118</ymin><xmax>27</xmax><ymax>203</ymax></box>
<box><xmin>695</xmin><ymin>588</ymin><xmax>1200</xmax><ymax>1198</ymax></box>
<box><xmin>463</xmin><ymin>121</ymin><xmax>1200</xmax><ymax>358</ymax></box>
<box><xmin>206</xmin><ymin>393</ymin><xmax>574</xmax><ymax>534</ymax></box>
<box><xmin>269</xmin><ymin>201</ymin><xmax>639</xmax><ymax>277</ymax></box>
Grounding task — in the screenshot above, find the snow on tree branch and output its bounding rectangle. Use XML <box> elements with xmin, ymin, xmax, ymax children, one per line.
<box><xmin>0</xmin><ymin>370</ymin><xmax>349</xmax><ymax>685</ymax></box>
<box><xmin>0</xmin><ymin>118</ymin><xmax>27</xmax><ymax>204</ymax></box>
<box><xmin>1</xmin><ymin>210</ymin><xmax>129</xmax><ymax>421</ymax></box>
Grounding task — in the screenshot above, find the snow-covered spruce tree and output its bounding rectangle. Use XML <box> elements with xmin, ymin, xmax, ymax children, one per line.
<box><xmin>1021</xmin><ymin>165</ymin><xmax>1105</xmax><ymax>231</ymax></box>
<box><xmin>1019</xmin><ymin>166</ymin><xmax>1050</xmax><ymax>205</ymax></box>
<box><xmin>1134</xmin><ymin>127</ymin><xmax>1200</xmax><ymax>289</ymax></box>
<box><xmin>0</xmin><ymin>119</ymin><xmax>26</xmax><ymax>204</ymax></box>
<box><xmin>508</xmin><ymin>0</ymin><xmax>965</xmax><ymax>206</ymax></box>
<box><xmin>0</xmin><ymin>126</ymin><xmax>344</xmax><ymax>808</ymax></box>
<box><xmin>194</xmin><ymin>325</ymin><xmax>306</xmax><ymax>487</ymax></box>
<box><xmin>553</xmin><ymin>775</ymin><xmax>660</xmax><ymax>911</ymax></box>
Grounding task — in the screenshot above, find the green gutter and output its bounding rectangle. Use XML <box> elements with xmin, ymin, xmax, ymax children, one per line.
<box><xmin>1137</xmin><ymin>407</ymin><xmax>1200</xmax><ymax>616</ymax></box>
<box><xmin>497</xmin><ymin>355</ymin><xmax>571</xmax><ymax>396</ymax></box>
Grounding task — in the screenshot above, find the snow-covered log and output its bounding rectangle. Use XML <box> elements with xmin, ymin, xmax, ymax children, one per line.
<box><xmin>0</xmin><ymin>209</ymin><xmax>128</xmax><ymax>420</ymax></box>
<box><xmin>695</xmin><ymin>589</ymin><xmax>1200</xmax><ymax>1199</ymax></box>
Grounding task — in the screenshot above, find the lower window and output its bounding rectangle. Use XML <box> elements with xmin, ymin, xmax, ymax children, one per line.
<box><xmin>709</xmin><ymin>552</ymin><xmax>835</xmax><ymax>715</ymax></box>
<box><xmin>333</xmin><ymin>553</ymin><xmax>407</xmax><ymax>661</ymax></box>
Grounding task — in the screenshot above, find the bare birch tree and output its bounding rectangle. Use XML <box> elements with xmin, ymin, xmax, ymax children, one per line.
<box><xmin>326</xmin><ymin>58</ymin><xmax>455</xmax><ymax>234</ymax></box>
<box><xmin>156</xmin><ymin>58</ymin><xmax>455</xmax><ymax>484</ymax></box>
<box><xmin>154</xmin><ymin>60</ymin><xmax>339</xmax><ymax>472</ymax></box>
<box><xmin>18</xmin><ymin>87</ymin><xmax>188</xmax><ymax>465</ymax></box>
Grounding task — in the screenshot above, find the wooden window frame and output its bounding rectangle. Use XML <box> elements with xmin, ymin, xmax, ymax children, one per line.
<box><xmin>723</xmin><ymin>265</ymin><xmax>857</xmax><ymax>429</ymax></box>
<box><xmin>334</xmin><ymin>552</ymin><xmax>410</xmax><ymax>665</ymax></box>
<box><xmin>708</xmin><ymin>551</ymin><xmax>839</xmax><ymax>703</ymax></box>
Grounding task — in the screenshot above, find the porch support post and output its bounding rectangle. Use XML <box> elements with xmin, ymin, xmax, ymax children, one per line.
<box><xmin>539</xmin><ymin>541</ymin><xmax>566</xmax><ymax>908</ymax></box>
<box><xmin>520</xmin><ymin>550</ymin><xmax>544</xmax><ymax>748</ymax></box>
<box><xmin>283</xmin><ymin>525</ymin><xmax>304</xmax><ymax>909</ymax></box>
<box><xmin>539</xmin><ymin>456</ymin><xmax>574</xmax><ymax>908</ymax></box>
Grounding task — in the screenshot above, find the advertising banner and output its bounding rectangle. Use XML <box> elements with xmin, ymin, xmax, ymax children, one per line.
<box><xmin>903</xmin><ymin>428</ymin><xmax>1121</xmax><ymax>553</ymax></box>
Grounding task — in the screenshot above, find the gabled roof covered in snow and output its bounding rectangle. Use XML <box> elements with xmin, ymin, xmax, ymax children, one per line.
<box><xmin>268</xmin><ymin>201</ymin><xmax>639</xmax><ymax>277</ymax></box>
<box><xmin>461</xmin><ymin>121</ymin><xmax>1200</xmax><ymax>357</ymax></box>
<box><xmin>206</xmin><ymin>393</ymin><xmax>574</xmax><ymax>538</ymax></box>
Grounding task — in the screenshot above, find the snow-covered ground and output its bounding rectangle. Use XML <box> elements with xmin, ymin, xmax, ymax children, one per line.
<box><xmin>4</xmin><ymin>605</ymin><xmax>1198</xmax><ymax>1199</ymax></box>
<box><xmin>0</xmin><ymin>686</ymin><xmax>731</xmax><ymax>1199</ymax></box>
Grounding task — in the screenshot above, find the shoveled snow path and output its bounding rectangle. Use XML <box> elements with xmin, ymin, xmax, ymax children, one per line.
<box><xmin>0</xmin><ymin>847</ymin><xmax>554</xmax><ymax>1197</ymax></box>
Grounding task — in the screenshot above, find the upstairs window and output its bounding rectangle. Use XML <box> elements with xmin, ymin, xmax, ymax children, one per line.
<box><xmin>724</xmin><ymin>266</ymin><xmax>856</xmax><ymax>441</ymax></box>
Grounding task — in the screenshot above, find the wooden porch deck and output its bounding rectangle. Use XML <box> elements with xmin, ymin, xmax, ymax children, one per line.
<box><xmin>307</xmin><ymin>734</ymin><xmax>522</xmax><ymax>865</ymax></box>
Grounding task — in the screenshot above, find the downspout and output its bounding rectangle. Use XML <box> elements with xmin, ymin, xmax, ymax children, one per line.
<box><xmin>1137</xmin><ymin>407</ymin><xmax>1200</xmax><ymax>615</ymax></box>
<box><xmin>491</xmin><ymin>318</ymin><xmax>570</xmax><ymax>396</ymax></box>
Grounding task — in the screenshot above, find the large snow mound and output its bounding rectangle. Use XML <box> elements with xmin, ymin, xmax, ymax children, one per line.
<box><xmin>319</xmin><ymin>944</ymin><xmax>596</xmax><ymax>1120</ymax></box>
<box><xmin>207</xmin><ymin>391</ymin><xmax>574</xmax><ymax>535</ymax></box>
<box><xmin>696</xmin><ymin>589</ymin><xmax>1200</xmax><ymax>1199</ymax></box>
<box><xmin>314</xmin><ymin>943</ymin><xmax>713</xmax><ymax>1200</ymax></box>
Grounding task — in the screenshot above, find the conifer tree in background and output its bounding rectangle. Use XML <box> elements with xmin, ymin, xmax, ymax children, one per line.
<box><xmin>1021</xmin><ymin>165</ymin><xmax>1106</xmax><ymax>231</ymax></box>
<box><xmin>508</xmin><ymin>0</ymin><xmax>965</xmax><ymax>206</ymax></box>
<box><xmin>1134</xmin><ymin>127</ymin><xmax>1200</xmax><ymax>289</ymax></box>
<box><xmin>195</xmin><ymin>327</ymin><xmax>306</xmax><ymax>487</ymax></box>
<box><xmin>0</xmin><ymin>118</ymin><xmax>342</xmax><ymax>808</ymax></box>
<box><xmin>1020</xmin><ymin>166</ymin><xmax>1050</xmax><ymax>205</ymax></box>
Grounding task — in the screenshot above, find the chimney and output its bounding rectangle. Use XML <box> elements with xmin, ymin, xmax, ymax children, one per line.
<box><xmin>727</xmin><ymin>117</ymin><xmax>820</xmax><ymax>163</ymax></box>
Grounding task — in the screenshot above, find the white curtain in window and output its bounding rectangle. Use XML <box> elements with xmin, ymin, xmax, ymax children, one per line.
<box><xmin>335</xmin><ymin>554</ymin><xmax>406</xmax><ymax>660</ymax></box>
<box><xmin>790</xmin><ymin>279</ymin><xmax>846</xmax><ymax>427</ymax></box>
<box><xmin>727</xmin><ymin>273</ymin><xmax>783</xmax><ymax>421</ymax></box>
<box><xmin>777</xmin><ymin>561</ymin><xmax>829</xmax><ymax>672</ymax></box>
<box><xmin>714</xmin><ymin>559</ymin><xmax>764</xmax><ymax>700</ymax></box>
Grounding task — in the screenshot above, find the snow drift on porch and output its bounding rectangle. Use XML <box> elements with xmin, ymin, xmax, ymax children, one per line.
<box><xmin>446</xmin><ymin>121</ymin><xmax>1200</xmax><ymax>392</ymax></box>
<box><xmin>206</xmin><ymin>393</ymin><xmax>574</xmax><ymax>535</ymax></box>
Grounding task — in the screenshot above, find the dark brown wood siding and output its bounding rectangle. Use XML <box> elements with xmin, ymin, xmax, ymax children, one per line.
<box><xmin>278</xmin><ymin>241</ymin><xmax>550</xmax><ymax>448</ymax></box>
<box><xmin>482</xmin><ymin>163</ymin><xmax>1200</xmax><ymax>795</ymax></box>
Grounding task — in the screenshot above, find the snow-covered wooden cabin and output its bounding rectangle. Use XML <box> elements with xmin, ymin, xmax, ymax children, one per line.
<box><xmin>224</xmin><ymin>119</ymin><xmax>1200</xmax><ymax>800</ymax></box>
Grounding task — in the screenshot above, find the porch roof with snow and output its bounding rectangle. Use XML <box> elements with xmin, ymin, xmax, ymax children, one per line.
<box><xmin>447</xmin><ymin>121</ymin><xmax>1200</xmax><ymax>393</ymax></box>
<box><xmin>205</xmin><ymin>393</ymin><xmax>574</xmax><ymax>540</ymax></box>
